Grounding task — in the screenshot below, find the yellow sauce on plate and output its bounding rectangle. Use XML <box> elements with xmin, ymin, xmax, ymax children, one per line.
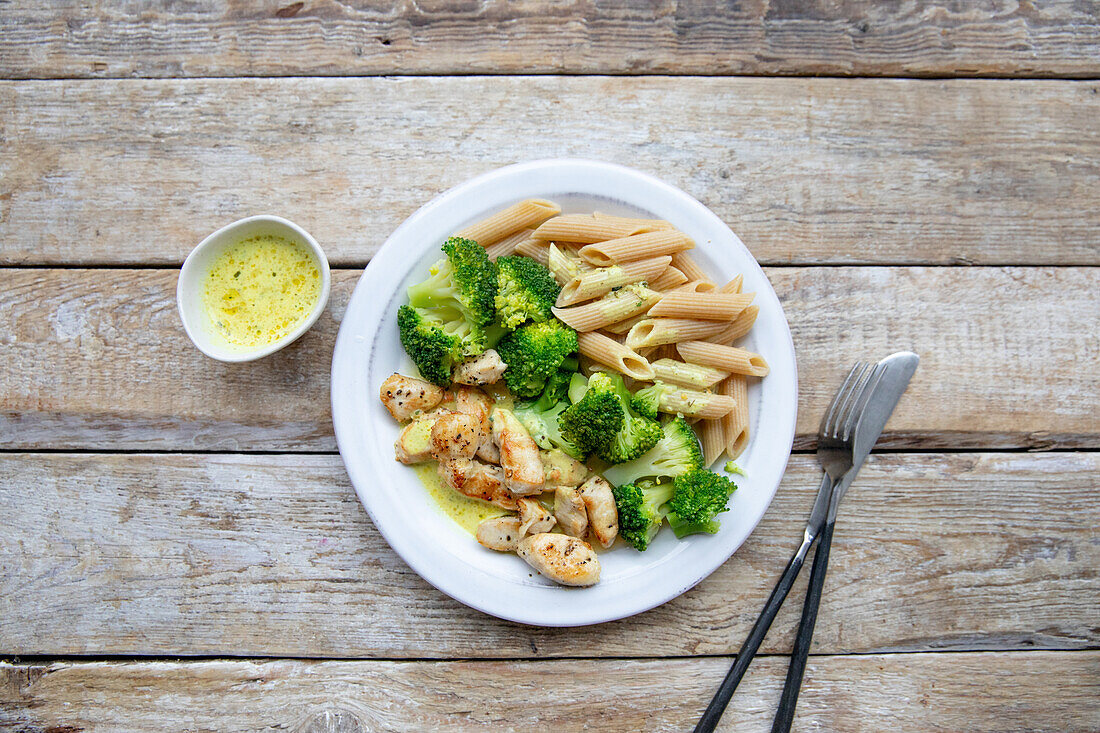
<box><xmin>414</xmin><ymin>463</ymin><xmax>507</xmax><ymax>535</ymax></box>
<box><xmin>202</xmin><ymin>234</ymin><xmax>321</xmax><ymax>349</ymax></box>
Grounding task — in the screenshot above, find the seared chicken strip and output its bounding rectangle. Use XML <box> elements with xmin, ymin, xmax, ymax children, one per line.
<box><xmin>517</xmin><ymin>533</ymin><xmax>600</xmax><ymax>587</ymax></box>
<box><xmin>517</xmin><ymin>498</ymin><xmax>557</xmax><ymax>536</ymax></box>
<box><xmin>437</xmin><ymin>458</ymin><xmax>518</xmax><ymax>511</ymax></box>
<box><xmin>394</xmin><ymin>415</ymin><xmax>441</xmax><ymax>464</ymax></box>
<box><xmin>429</xmin><ymin>412</ymin><xmax>480</xmax><ymax>460</ymax></box>
<box><xmin>380</xmin><ymin>373</ymin><xmax>445</xmax><ymax>422</ymax></box>
<box><xmin>491</xmin><ymin>407</ymin><xmax>545</xmax><ymax>495</ymax></box>
<box><xmin>541</xmin><ymin>449</ymin><xmax>587</xmax><ymax>489</ymax></box>
<box><xmin>453</xmin><ymin>386</ymin><xmax>499</xmax><ymax>463</ymax></box>
<box><xmin>453</xmin><ymin>349</ymin><xmax>508</xmax><ymax>386</ymax></box>
<box><xmin>553</xmin><ymin>486</ymin><xmax>589</xmax><ymax>539</ymax></box>
<box><xmin>476</xmin><ymin>516</ymin><xmax>524</xmax><ymax>552</ymax></box>
<box><xmin>580</xmin><ymin>476</ymin><xmax>619</xmax><ymax>548</ymax></box>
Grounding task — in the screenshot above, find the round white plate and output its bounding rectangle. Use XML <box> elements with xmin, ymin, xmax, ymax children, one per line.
<box><xmin>331</xmin><ymin>159</ymin><xmax>797</xmax><ymax>627</ymax></box>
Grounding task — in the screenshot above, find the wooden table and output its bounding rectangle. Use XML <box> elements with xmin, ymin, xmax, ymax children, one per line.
<box><xmin>2</xmin><ymin>4</ymin><xmax>1098</xmax><ymax>731</ymax></box>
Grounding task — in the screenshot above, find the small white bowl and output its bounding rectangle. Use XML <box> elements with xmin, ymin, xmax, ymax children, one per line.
<box><xmin>177</xmin><ymin>215</ymin><xmax>331</xmax><ymax>362</ymax></box>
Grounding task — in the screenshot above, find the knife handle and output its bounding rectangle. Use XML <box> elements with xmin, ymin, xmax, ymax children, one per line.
<box><xmin>771</xmin><ymin>518</ymin><xmax>836</xmax><ymax>733</ymax></box>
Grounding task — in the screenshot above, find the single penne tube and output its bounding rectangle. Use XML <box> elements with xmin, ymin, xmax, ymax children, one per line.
<box><xmin>625</xmin><ymin>317</ymin><xmax>727</xmax><ymax>350</ymax></box>
<box><xmin>556</xmin><ymin>255</ymin><xmax>672</xmax><ymax>306</ymax></box>
<box><xmin>700</xmin><ymin>417</ymin><xmax>727</xmax><ymax>466</ymax></box>
<box><xmin>648</xmin><ymin>265</ymin><xmax>688</xmax><ymax>291</ymax></box>
<box><xmin>650</xmin><ymin>358</ymin><xmax>730</xmax><ymax>389</ymax></box>
<box><xmin>601</xmin><ymin>312</ymin><xmax>648</xmax><ymax>335</ymax></box>
<box><xmin>597</xmin><ymin>329</ymin><xmax>628</xmax><ymax>344</ymax></box>
<box><xmin>457</xmin><ymin>198</ymin><xmax>561</xmax><ymax>246</ymax></box>
<box><xmin>577</xmin><ymin>332</ymin><xmax>655</xmax><ymax>381</ymax></box>
<box><xmin>483</xmin><ymin>228</ymin><xmax>534</xmax><ymax>261</ymax></box>
<box><xmin>705</xmin><ymin>305</ymin><xmax>760</xmax><ymax>345</ymax></box>
<box><xmin>678</xmin><ymin>341</ymin><xmax>770</xmax><ymax>377</ymax></box>
<box><xmin>652</xmin><ymin>385</ymin><xmax>736</xmax><ymax>419</ymax></box>
<box><xmin>578</xmin><ymin>230</ymin><xmax>694</xmax><ymax>266</ymax></box>
<box><xmin>670</xmin><ymin>280</ymin><xmax>718</xmax><ymax>294</ymax></box>
<box><xmin>719</xmin><ymin>375</ymin><xmax>750</xmax><ymax>459</ymax></box>
<box><xmin>671</xmin><ymin>251</ymin><xmax>714</xmax><ymax>284</ymax></box>
<box><xmin>719</xmin><ymin>274</ymin><xmax>743</xmax><ymax>294</ymax></box>
<box><xmin>648</xmin><ymin>291</ymin><xmax>754</xmax><ymax>321</ymax></box>
<box><xmin>547</xmin><ymin>243</ymin><xmax>586</xmax><ymax>285</ymax></box>
<box><xmin>513</xmin><ymin>238</ymin><xmax>550</xmax><ymax>265</ymax></box>
<box><xmin>552</xmin><ymin>286</ymin><xmax>661</xmax><ymax>332</ymax></box>
<box><xmin>533</xmin><ymin>213</ymin><xmax>668</xmax><ymax>244</ymax></box>
<box><xmin>593</xmin><ymin>211</ymin><xmax>675</xmax><ymax>230</ymax></box>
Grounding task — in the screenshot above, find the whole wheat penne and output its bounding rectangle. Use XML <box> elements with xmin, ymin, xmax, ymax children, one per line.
<box><xmin>533</xmin><ymin>213</ymin><xmax>669</xmax><ymax>244</ymax></box>
<box><xmin>577</xmin><ymin>332</ymin><xmax>655</xmax><ymax>381</ymax></box>
<box><xmin>700</xmin><ymin>417</ymin><xmax>727</xmax><ymax>466</ymax></box>
<box><xmin>650</xmin><ymin>358</ymin><xmax>730</xmax><ymax>389</ymax></box>
<box><xmin>705</xmin><ymin>305</ymin><xmax>759</xmax><ymax>345</ymax></box>
<box><xmin>652</xmin><ymin>385</ymin><xmax>736</xmax><ymax>419</ymax></box>
<box><xmin>578</xmin><ymin>230</ymin><xmax>694</xmax><ymax>266</ymax></box>
<box><xmin>457</xmin><ymin>198</ymin><xmax>561</xmax><ymax>246</ymax></box>
<box><xmin>648</xmin><ymin>265</ymin><xmax>688</xmax><ymax>291</ymax></box>
<box><xmin>719</xmin><ymin>375</ymin><xmax>750</xmax><ymax>459</ymax></box>
<box><xmin>597</xmin><ymin>329</ymin><xmax>628</xmax><ymax>344</ymax></box>
<box><xmin>547</xmin><ymin>243</ymin><xmax>587</xmax><ymax>285</ymax></box>
<box><xmin>652</xmin><ymin>343</ymin><xmax>679</xmax><ymax>361</ymax></box>
<box><xmin>483</xmin><ymin>229</ymin><xmax>535</xmax><ymax>261</ymax></box>
<box><xmin>556</xmin><ymin>256</ymin><xmax>671</xmax><ymax>306</ymax></box>
<box><xmin>648</xmin><ymin>291</ymin><xmax>754</xmax><ymax>321</ymax></box>
<box><xmin>670</xmin><ymin>280</ymin><xmax>718</xmax><ymax>294</ymax></box>
<box><xmin>593</xmin><ymin>211</ymin><xmax>675</xmax><ymax>230</ymax></box>
<box><xmin>625</xmin><ymin>318</ymin><xmax>727</xmax><ymax>350</ymax></box>
<box><xmin>678</xmin><ymin>341</ymin><xmax>769</xmax><ymax>377</ymax></box>
<box><xmin>719</xmin><ymin>274</ymin><xmax>743</xmax><ymax>294</ymax></box>
<box><xmin>552</xmin><ymin>286</ymin><xmax>661</xmax><ymax>332</ymax></box>
<box><xmin>513</xmin><ymin>238</ymin><xmax>550</xmax><ymax>265</ymax></box>
<box><xmin>671</xmin><ymin>251</ymin><xmax>714</xmax><ymax>284</ymax></box>
<box><xmin>601</xmin><ymin>312</ymin><xmax>648</xmax><ymax>335</ymax></box>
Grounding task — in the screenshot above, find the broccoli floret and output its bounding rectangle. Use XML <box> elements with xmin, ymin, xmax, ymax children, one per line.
<box><xmin>666</xmin><ymin>469</ymin><xmax>738</xmax><ymax>538</ymax></box>
<box><xmin>513</xmin><ymin>373</ymin><xmax>584</xmax><ymax>459</ymax></box>
<box><xmin>495</xmin><ymin>320</ymin><xmax>578</xmax><ymax>399</ymax></box>
<box><xmin>613</xmin><ymin>480</ymin><xmax>675</xmax><ymax>551</ymax></box>
<box><xmin>602</xmin><ymin>417</ymin><xmax>705</xmax><ymax>488</ymax></box>
<box><xmin>600</xmin><ymin>373</ymin><xmax>663</xmax><ymax>464</ymax></box>
<box><xmin>405</xmin><ymin>237</ymin><xmax>497</xmax><ymax>352</ymax></box>
<box><xmin>631</xmin><ymin>382</ymin><xmax>676</xmax><ymax>420</ymax></box>
<box><xmin>724</xmin><ymin>461</ymin><xmax>746</xmax><ymax>476</ymax></box>
<box><xmin>396</xmin><ymin>304</ymin><xmax>462</xmax><ymax>387</ymax></box>
<box><xmin>494</xmin><ymin>255</ymin><xmax>560</xmax><ymax>329</ymax></box>
<box><xmin>558</xmin><ymin>372</ymin><xmax>625</xmax><ymax>457</ymax></box>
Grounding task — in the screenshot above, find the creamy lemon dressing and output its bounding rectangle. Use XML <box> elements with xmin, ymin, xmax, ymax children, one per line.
<box><xmin>414</xmin><ymin>463</ymin><xmax>507</xmax><ymax>535</ymax></box>
<box><xmin>202</xmin><ymin>234</ymin><xmax>321</xmax><ymax>349</ymax></box>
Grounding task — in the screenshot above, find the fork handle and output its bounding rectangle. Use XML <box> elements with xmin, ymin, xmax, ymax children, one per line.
<box><xmin>771</xmin><ymin>518</ymin><xmax>836</xmax><ymax>733</ymax></box>
<box><xmin>692</xmin><ymin>529</ymin><xmax>816</xmax><ymax>733</ymax></box>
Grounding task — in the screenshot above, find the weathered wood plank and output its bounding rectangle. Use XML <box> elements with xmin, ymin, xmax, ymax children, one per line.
<box><xmin>2</xmin><ymin>653</ymin><xmax>1098</xmax><ymax>732</ymax></box>
<box><xmin>1</xmin><ymin>267</ymin><xmax>1096</xmax><ymax>451</ymax></box>
<box><xmin>2</xmin><ymin>1</ymin><xmax>1099</xmax><ymax>79</ymax></box>
<box><xmin>1</xmin><ymin>452</ymin><xmax>1096</xmax><ymax>657</ymax></box>
<box><xmin>2</xmin><ymin>77</ymin><xmax>1098</xmax><ymax>266</ymax></box>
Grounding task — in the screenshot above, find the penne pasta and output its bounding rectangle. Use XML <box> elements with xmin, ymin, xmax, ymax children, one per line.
<box><xmin>647</xmin><ymin>265</ymin><xmax>688</xmax><ymax>291</ymax></box>
<box><xmin>651</xmin><ymin>385</ymin><xmax>736</xmax><ymax>419</ymax></box>
<box><xmin>625</xmin><ymin>317</ymin><xmax>727</xmax><ymax>350</ymax></box>
<box><xmin>483</xmin><ymin>228</ymin><xmax>534</xmax><ymax>261</ymax></box>
<box><xmin>719</xmin><ymin>375</ymin><xmax>750</xmax><ymax>459</ymax></box>
<box><xmin>556</xmin><ymin>256</ymin><xmax>671</xmax><ymax>306</ymax></box>
<box><xmin>457</xmin><ymin>198</ymin><xmax>561</xmax><ymax>247</ymax></box>
<box><xmin>678</xmin><ymin>341</ymin><xmax>770</xmax><ymax>377</ymax></box>
<box><xmin>671</xmin><ymin>251</ymin><xmax>714</xmax><ymax>284</ymax></box>
<box><xmin>547</xmin><ymin>243</ymin><xmax>587</xmax><ymax>285</ymax></box>
<box><xmin>600</xmin><ymin>312</ymin><xmax>648</xmax><ymax>335</ymax></box>
<box><xmin>670</xmin><ymin>279</ymin><xmax>718</xmax><ymax>294</ymax></box>
<box><xmin>700</xmin><ymin>417</ymin><xmax>727</xmax><ymax>466</ymax></box>
<box><xmin>719</xmin><ymin>274</ymin><xmax>743</xmax><ymax>294</ymax></box>
<box><xmin>705</xmin><ymin>305</ymin><xmax>760</xmax><ymax>345</ymax></box>
<box><xmin>648</xmin><ymin>291</ymin><xmax>754</xmax><ymax>321</ymax></box>
<box><xmin>533</xmin><ymin>213</ymin><xmax>670</xmax><ymax>244</ymax></box>
<box><xmin>513</xmin><ymin>238</ymin><xmax>550</xmax><ymax>265</ymax></box>
<box><xmin>577</xmin><ymin>332</ymin><xmax>655</xmax><ymax>381</ymax></box>
<box><xmin>650</xmin><ymin>358</ymin><xmax>730</xmax><ymax>389</ymax></box>
<box><xmin>578</xmin><ymin>230</ymin><xmax>694</xmax><ymax>267</ymax></box>
<box><xmin>597</xmin><ymin>329</ymin><xmax>628</xmax><ymax>344</ymax></box>
<box><xmin>552</xmin><ymin>286</ymin><xmax>661</xmax><ymax>332</ymax></box>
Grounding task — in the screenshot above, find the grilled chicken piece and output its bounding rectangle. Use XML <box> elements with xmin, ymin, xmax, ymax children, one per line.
<box><xmin>380</xmin><ymin>373</ymin><xmax>445</xmax><ymax>422</ymax></box>
<box><xmin>453</xmin><ymin>386</ymin><xmax>499</xmax><ymax>463</ymax></box>
<box><xmin>517</xmin><ymin>498</ymin><xmax>557</xmax><ymax>536</ymax></box>
<box><xmin>517</xmin><ymin>533</ymin><xmax>600</xmax><ymax>587</ymax></box>
<box><xmin>553</xmin><ymin>486</ymin><xmax>589</xmax><ymax>539</ymax></box>
<box><xmin>394</xmin><ymin>415</ymin><xmax>440</xmax><ymax>464</ymax></box>
<box><xmin>437</xmin><ymin>458</ymin><xmax>518</xmax><ymax>511</ymax></box>
<box><xmin>476</xmin><ymin>516</ymin><xmax>523</xmax><ymax>552</ymax></box>
<box><xmin>453</xmin><ymin>349</ymin><xmax>508</xmax><ymax>386</ymax></box>
<box><xmin>580</xmin><ymin>476</ymin><xmax>619</xmax><ymax>549</ymax></box>
<box><xmin>491</xmin><ymin>407</ymin><xmax>545</xmax><ymax>495</ymax></box>
<box><xmin>429</xmin><ymin>412</ymin><xmax>480</xmax><ymax>460</ymax></box>
<box><xmin>541</xmin><ymin>449</ymin><xmax>587</xmax><ymax>489</ymax></box>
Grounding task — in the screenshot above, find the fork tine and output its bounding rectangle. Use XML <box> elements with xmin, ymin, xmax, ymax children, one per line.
<box><xmin>830</xmin><ymin>362</ymin><xmax>872</xmax><ymax>440</ymax></box>
<box><xmin>820</xmin><ymin>363</ymin><xmax>862</xmax><ymax>439</ymax></box>
<box><xmin>841</xmin><ymin>361</ymin><xmax>888</xmax><ymax>442</ymax></box>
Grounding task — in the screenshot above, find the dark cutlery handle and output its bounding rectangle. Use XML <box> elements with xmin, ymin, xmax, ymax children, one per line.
<box><xmin>693</xmin><ymin>534</ymin><xmax>815</xmax><ymax>733</ymax></box>
<box><xmin>771</xmin><ymin>519</ymin><xmax>836</xmax><ymax>733</ymax></box>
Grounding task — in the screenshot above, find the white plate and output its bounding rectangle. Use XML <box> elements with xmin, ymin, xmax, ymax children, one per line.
<box><xmin>331</xmin><ymin>160</ymin><xmax>797</xmax><ymax>627</ymax></box>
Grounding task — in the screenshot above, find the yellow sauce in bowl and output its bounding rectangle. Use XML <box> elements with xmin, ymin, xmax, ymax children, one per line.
<box><xmin>201</xmin><ymin>234</ymin><xmax>321</xmax><ymax>349</ymax></box>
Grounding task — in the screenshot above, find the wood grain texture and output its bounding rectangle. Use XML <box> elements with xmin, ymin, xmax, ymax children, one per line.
<box><xmin>1</xmin><ymin>267</ymin><xmax>1096</xmax><ymax>451</ymax></box>
<box><xmin>1</xmin><ymin>452</ymin><xmax>1096</xmax><ymax>658</ymax></box>
<box><xmin>2</xmin><ymin>1</ymin><xmax>1099</xmax><ymax>79</ymax></box>
<box><xmin>2</xmin><ymin>77</ymin><xmax>1098</xmax><ymax>266</ymax></box>
<box><xmin>2</xmin><ymin>653</ymin><xmax>1098</xmax><ymax>732</ymax></box>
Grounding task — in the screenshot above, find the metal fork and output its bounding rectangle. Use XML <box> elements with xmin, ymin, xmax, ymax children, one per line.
<box><xmin>693</xmin><ymin>361</ymin><xmax>885</xmax><ymax>733</ymax></box>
